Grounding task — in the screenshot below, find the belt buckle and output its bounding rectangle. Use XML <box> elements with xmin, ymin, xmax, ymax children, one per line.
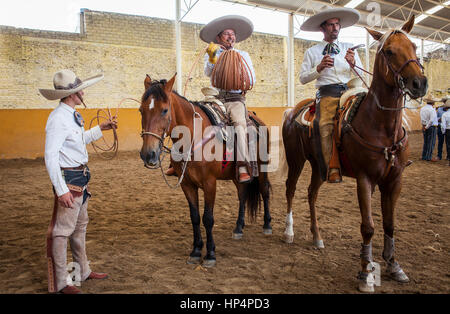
<box><xmin>83</xmin><ymin>166</ymin><xmax>87</xmax><ymax>176</ymax></box>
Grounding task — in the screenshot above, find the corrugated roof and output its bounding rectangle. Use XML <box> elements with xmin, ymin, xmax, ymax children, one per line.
<box><xmin>223</xmin><ymin>0</ymin><xmax>450</xmax><ymax>43</ymax></box>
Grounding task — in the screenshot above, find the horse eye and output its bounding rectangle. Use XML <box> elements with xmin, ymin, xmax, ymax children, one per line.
<box><xmin>386</xmin><ymin>49</ymin><xmax>394</xmax><ymax>56</ymax></box>
<box><xmin>162</xmin><ymin>109</ymin><xmax>168</xmax><ymax>116</ymax></box>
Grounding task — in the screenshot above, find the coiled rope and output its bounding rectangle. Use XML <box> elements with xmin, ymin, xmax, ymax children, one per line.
<box><xmin>211</xmin><ymin>49</ymin><xmax>254</xmax><ymax>92</ymax></box>
<box><xmin>88</xmin><ymin>98</ymin><xmax>141</xmax><ymax>160</ymax></box>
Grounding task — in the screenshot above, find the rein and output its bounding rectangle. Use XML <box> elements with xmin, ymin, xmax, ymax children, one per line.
<box><xmin>342</xmin><ymin>31</ymin><xmax>422</xmax><ymax>177</ymax></box>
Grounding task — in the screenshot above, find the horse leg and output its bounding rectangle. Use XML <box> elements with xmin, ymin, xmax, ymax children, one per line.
<box><xmin>284</xmin><ymin>156</ymin><xmax>305</xmax><ymax>244</ymax></box>
<box><xmin>202</xmin><ymin>178</ymin><xmax>217</xmax><ymax>268</ymax></box>
<box><xmin>356</xmin><ymin>176</ymin><xmax>376</xmax><ymax>293</ymax></box>
<box><xmin>232</xmin><ymin>182</ymin><xmax>246</xmax><ymax>240</ymax></box>
<box><xmin>259</xmin><ymin>172</ymin><xmax>272</xmax><ymax>235</ymax></box>
<box><xmin>379</xmin><ymin>179</ymin><xmax>409</xmax><ymax>283</ymax></box>
<box><xmin>308</xmin><ymin>162</ymin><xmax>325</xmax><ymax>249</ymax></box>
<box><xmin>181</xmin><ymin>183</ymin><xmax>203</xmax><ymax>264</ymax></box>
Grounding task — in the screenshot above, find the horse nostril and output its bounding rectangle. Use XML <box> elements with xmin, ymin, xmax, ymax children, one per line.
<box><xmin>412</xmin><ymin>78</ymin><xmax>421</xmax><ymax>90</ymax></box>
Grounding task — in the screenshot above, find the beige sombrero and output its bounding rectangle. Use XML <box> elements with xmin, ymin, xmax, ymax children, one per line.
<box><xmin>200</xmin><ymin>15</ymin><xmax>253</xmax><ymax>44</ymax></box>
<box><xmin>39</xmin><ymin>69</ymin><xmax>104</xmax><ymax>100</ymax></box>
<box><xmin>423</xmin><ymin>93</ymin><xmax>439</xmax><ymax>104</ymax></box>
<box><xmin>300</xmin><ymin>8</ymin><xmax>360</xmax><ymax>32</ymax></box>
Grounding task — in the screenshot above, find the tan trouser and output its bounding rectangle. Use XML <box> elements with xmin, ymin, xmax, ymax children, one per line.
<box><xmin>224</xmin><ymin>100</ymin><xmax>249</xmax><ymax>164</ymax></box>
<box><xmin>50</xmin><ymin>194</ymin><xmax>91</xmax><ymax>292</ymax></box>
<box><xmin>318</xmin><ymin>100</ymin><xmax>336</xmax><ymax>167</ymax></box>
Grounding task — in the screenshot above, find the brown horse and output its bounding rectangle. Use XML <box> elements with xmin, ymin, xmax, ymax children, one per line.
<box><xmin>282</xmin><ymin>15</ymin><xmax>427</xmax><ymax>292</ymax></box>
<box><xmin>139</xmin><ymin>74</ymin><xmax>272</xmax><ymax>267</ymax></box>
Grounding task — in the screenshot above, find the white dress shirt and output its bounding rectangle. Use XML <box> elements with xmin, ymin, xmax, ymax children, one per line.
<box><xmin>441</xmin><ymin>110</ymin><xmax>450</xmax><ymax>134</ymax></box>
<box><xmin>45</xmin><ymin>102</ymin><xmax>103</xmax><ymax>196</ymax></box>
<box><xmin>300</xmin><ymin>40</ymin><xmax>363</xmax><ymax>88</ymax></box>
<box><xmin>420</xmin><ymin>104</ymin><xmax>438</xmax><ymax>129</ymax></box>
<box><xmin>204</xmin><ymin>47</ymin><xmax>255</xmax><ymax>93</ymax></box>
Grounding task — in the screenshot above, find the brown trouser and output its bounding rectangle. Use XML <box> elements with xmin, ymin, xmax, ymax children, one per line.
<box><xmin>47</xmin><ymin>192</ymin><xmax>92</xmax><ymax>292</ymax></box>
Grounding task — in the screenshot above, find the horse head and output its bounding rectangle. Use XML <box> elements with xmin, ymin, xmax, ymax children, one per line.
<box><xmin>139</xmin><ymin>73</ymin><xmax>176</xmax><ymax>167</ymax></box>
<box><xmin>366</xmin><ymin>15</ymin><xmax>427</xmax><ymax>99</ymax></box>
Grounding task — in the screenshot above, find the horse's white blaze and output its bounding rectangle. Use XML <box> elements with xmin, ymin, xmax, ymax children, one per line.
<box><xmin>149</xmin><ymin>98</ymin><xmax>155</xmax><ymax>110</ymax></box>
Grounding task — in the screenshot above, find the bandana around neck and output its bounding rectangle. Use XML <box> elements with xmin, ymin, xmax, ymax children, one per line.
<box><xmin>322</xmin><ymin>42</ymin><xmax>340</xmax><ymax>55</ymax></box>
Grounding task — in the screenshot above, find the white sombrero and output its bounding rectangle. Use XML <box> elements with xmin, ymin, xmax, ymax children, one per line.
<box><xmin>39</xmin><ymin>69</ymin><xmax>104</xmax><ymax>100</ymax></box>
<box><xmin>200</xmin><ymin>15</ymin><xmax>253</xmax><ymax>43</ymax></box>
<box><xmin>300</xmin><ymin>8</ymin><xmax>360</xmax><ymax>32</ymax></box>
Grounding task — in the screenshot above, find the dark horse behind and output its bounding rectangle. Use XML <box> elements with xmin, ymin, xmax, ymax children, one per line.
<box><xmin>139</xmin><ymin>74</ymin><xmax>272</xmax><ymax>267</ymax></box>
<box><xmin>282</xmin><ymin>15</ymin><xmax>427</xmax><ymax>292</ymax></box>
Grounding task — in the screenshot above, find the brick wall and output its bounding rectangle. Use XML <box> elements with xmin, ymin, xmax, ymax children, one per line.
<box><xmin>1</xmin><ymin>9</ymin><xmax>447</xmax><ymax>110</ymax></box>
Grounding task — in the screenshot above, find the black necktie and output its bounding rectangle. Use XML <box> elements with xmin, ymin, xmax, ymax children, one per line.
<box><xmin>322</xmin><ymin>43</ymin><xmax>340</xmax><ymax>55</ymax></box>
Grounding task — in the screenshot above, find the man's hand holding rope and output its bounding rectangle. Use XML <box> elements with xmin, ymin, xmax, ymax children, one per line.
<box><xmin>99</xmin><ymin>114</ymin><xmax>118</xmax><ymax>131</ymax></box>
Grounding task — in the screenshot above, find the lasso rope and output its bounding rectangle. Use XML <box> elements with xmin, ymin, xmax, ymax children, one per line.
<box><xmin>184</xmin><ymin>45</ymin><xmax>209</xmax><ymax>97</ymax></box>
<box><xmin>211</xmin><ymin>49</ymin><xmax>254</xmax><ymax>92</ymax></box>
<box><xmin>88</xmin><ymin>98</ymin><xmax>141</xmax><ymax>160</ymax></box>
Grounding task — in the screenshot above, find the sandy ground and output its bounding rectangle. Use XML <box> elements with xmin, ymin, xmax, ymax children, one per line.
<box><xmin>0</xmin><ymin>132</ymin><xmax>448</xmax><ymax>294</ymax></box>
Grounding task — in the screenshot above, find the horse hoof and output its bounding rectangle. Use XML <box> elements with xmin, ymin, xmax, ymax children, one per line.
<box><xmin>357</xmin><ymin>271</ymin><xmax>375</xmax><ymax>293</ymax></box>
<box><xmin>388</xmin><ymin>269</ymin><xmax>410</xmax><ymax>283</ymax></box>
<box><xmin>313</xmin><ymin>239</ymin><xmax>325</xmax><ymax>249</ymax></box>
<box><xmin>263</xmin><ymin>228</ymin><xmax>272</xmax><ymax>235</ymax></box>
<box><xmin>232</xmin><ymin>232</ymin><xmax>243</xmax><ymax>240</ymax></box>
<box><xmin>358</xmin><ymin>281</ymin><xmax>375</xmax><ymax>293</ymax></box>
<box><xmin>202</xmin><ymin>259</ymin><xmax>216</xmax><ymax>268</ymax></box>
<box><xmin>284</xmin><ymin>234</ymin><xmax>294</xmax><ymax>244</ymax></box>
<box><xmin>186</xmin><ymin>256</ymin><xmax>201</xmax><ymax>265</ymax></box>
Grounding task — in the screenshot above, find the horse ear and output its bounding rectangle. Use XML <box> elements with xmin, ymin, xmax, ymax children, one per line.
<box><xmin>401</xmin><ymin>15</ymin><xmax>415</xmax><ymax>34</ymax></box>
<box><xmin>165</xmin><ymin>72</ymin><xmax>177</xmax><ymax>92</ymax></box>
<box><xmin>144</xmin><ymin>74</ymin><xmax>152</xmax><ymax>90</ymax></box>
<box><xmin>365</xmin><ymin>27</ymin><xmax>383</xmax><ymax>41</ymax></box>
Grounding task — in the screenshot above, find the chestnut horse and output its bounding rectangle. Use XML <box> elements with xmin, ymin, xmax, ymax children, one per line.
<box><xmin>282</xmin><ymin>16</ymin><xmax>427</xmax><ymax>292</ymax></box>
<box><xmin>139</xmin><ymin>74</ymin><xmax>272</xmax><ymax>267</ymax></box>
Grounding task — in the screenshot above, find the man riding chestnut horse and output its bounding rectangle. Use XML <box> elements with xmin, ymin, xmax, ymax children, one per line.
<box><xmin>166</xmin><ymin>15</ymin><xmax>255</xmax><ymax>183</ymax></box>
<box><xmin>299</xmin><ymin>8</ymin><xmax>364</xmax><ymax>183</ymax></box>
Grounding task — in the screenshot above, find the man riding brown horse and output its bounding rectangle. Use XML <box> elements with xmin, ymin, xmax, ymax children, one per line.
<box><xmin>299</xmin><ymin>8</ymin><xmax>363</xmax><ymax>183</ymax></box>
<box><xmin>166</xmin><ymin>15</ymin><xmax>255</xmax><ymax>183</ymax></box>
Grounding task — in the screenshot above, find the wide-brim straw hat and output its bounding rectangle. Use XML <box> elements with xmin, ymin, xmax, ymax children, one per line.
<box><xmin>423</xmin><ymin>93</ymin><xmax>439</xmax><ymax>104</ymax></box>
<box><xmin>200</xmin><ymin>15</ymin><xmax>253</xmax><ymax>43</ymax></box>
<box><xmin>39</xmin><ymin>69</ymin><xmax>104</xmax><ymax>100</ymax></box>
<box><xmin>300</xmin><ymin>8</ymin><xmax>360</xmax><ymax>32</ymax></box>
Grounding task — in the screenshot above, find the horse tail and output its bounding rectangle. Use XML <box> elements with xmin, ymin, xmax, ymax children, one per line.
<box><xmin>246</xmin><ymin>176</ymin><xmax>260</xmax><ymax>223</ymax></box>
<box><xmin>278</xmin><ymin>108</ymin><xmax>292</xmax><ymax>179</ymax></box>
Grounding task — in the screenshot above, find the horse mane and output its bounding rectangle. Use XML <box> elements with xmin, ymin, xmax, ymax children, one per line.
<box><xmin>376</xmin><ymin>29</ymin><xmax>409</xmax><ymax>52</ymax></box>
<box><xmin>142</xmin><ymin>79</ymin><xmax>169</xmax><ymax>103</ymax></box>
<box><xmin>141</xmin><ymin>79</ymin><xmax>195</xmax><ymax>107</ymax></box>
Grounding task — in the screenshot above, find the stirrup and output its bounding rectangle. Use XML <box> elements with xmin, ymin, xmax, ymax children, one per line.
<box><xmin>327</xmin><ymin>169</ymin><xmax>342</xmax><ymax>183</ymax></box>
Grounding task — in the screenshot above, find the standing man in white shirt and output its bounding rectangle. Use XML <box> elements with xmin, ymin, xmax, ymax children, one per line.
<box><xmin>299</xmin><ymin>8</ymin><xmax>363</xmax><ymax>183</ymax></box>
<box><xmin>39</xmin><ymin>69</ymin><xmax>117</xmax><ymax>294</ymax></box>
<box><xmin>440</xmin><ymin>98</ymin><xmax>450</xmax><ymax>166</ymax></box>
<box><xmin>420</xmin><ymin>95</ymin><xmax>439</xmax><ymax>162</ymax></box>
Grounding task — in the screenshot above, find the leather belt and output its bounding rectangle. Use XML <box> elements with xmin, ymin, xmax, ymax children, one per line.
<box><xmin>61</xmin><ymin>165</ymin><xmax>86</xmax><ymax>171</ymax></box>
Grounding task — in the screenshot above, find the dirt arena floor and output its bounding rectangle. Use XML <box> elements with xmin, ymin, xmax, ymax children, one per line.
<box><xmin>0</xmin><ymin>132</ymin><xmax>448</xmax><ymax>294</ymax></box>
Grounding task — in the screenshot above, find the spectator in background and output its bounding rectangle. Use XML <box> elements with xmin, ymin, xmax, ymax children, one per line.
<box><xmin>420</xmin><ymin>94</ymin><xmax>439</xmax><ymax>162</ymax></box>
<box><xmin>440</xmin><ymin>98</ymin><xmax>450</xmax><ymax>166</ymax></box>
<box><xmin>435</xmin><ymin>96</ymin><xmax>447</xmax><ymax>161</ymax></box>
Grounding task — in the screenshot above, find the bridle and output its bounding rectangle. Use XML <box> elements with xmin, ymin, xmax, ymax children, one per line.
<box><xmin>139</xmin><ymin>86</ymin><xmax>202</xmax><ymax>189</ymax></box>
<box><xmin>378</xmin><ymin>30</ymin><xmax>424</xmax><ymax>111</ymax></box>
<box><xmin>350</xmin><ymin>30</ymin><xmax>424</xmax><ymax>111</ymax></box>
<box><xmin>140</xmin><ymin>94</ymin><xmax>173</xmax><ymax>169</ymax></box>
